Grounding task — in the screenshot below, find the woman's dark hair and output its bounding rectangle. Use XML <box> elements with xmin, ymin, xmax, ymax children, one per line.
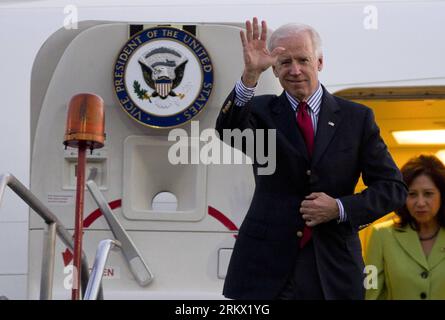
<box><xmin>395</xmin><ymin>154</ymin><xmax>445</xmax><ymax>229</ymax></box>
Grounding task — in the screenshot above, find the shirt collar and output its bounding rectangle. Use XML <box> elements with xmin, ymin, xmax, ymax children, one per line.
<box><xmin>285</xmin><ymin>82</ymin><xmax>323</xmax><ymax>114</ymax></box>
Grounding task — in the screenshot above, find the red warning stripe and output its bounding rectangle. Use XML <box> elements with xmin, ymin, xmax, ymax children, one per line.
<box><xmin>208</xmin><ymin>205</ymin><xmax>238</xmax><ymax>232</ymax></box>
<box><xmin>83</xmin><ymin>199</ymin><xmax>122</xmax><ymax>228</ymax></box>
<box><xmin>63</xmin><ymin>202</ymin><xmax>237</xmax><ymax>266</ymax></box>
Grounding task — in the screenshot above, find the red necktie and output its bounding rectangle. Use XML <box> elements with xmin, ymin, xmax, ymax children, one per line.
<box><xmin>296</xmin><ymin>101</ymin><xmax>314</xmax><ymax>248</ymax></box>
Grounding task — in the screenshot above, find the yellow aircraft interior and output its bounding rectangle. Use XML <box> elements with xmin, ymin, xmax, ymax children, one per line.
<box><xmin>335</xmin><ymin>86</ymin><xmax>445</xmax><ymax>256</ymax></box>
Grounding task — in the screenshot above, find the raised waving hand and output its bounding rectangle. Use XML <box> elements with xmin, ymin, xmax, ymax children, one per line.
<box><xmin>240</xmin><ymin>17</ymin><xmax>285</xmax><ymax>87</ymax></box>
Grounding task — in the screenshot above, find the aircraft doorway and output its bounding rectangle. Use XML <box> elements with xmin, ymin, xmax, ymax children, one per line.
<box><xmin>335</xmin><ymin>86</ymin><xmax>445</xmax><ymax>254</ymax></box>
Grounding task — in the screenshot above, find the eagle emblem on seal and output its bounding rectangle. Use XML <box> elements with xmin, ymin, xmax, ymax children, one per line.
<box><xmin>135</xmin><ymin>47</ymin><xmax>188</xmax><ymax>102</ymax></box>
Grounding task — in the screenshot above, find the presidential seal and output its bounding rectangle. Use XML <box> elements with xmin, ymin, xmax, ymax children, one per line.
<box><xmin>113</xmin><ymin>27</ymin><xmax>213</xmax><ymax>128</ymax></box>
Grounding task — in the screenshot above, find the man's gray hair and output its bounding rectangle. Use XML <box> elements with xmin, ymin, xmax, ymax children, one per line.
<box><xmin>268</xmin><ymin>23</ymin><xmax>323</xmax><ymax>58</ymax></box>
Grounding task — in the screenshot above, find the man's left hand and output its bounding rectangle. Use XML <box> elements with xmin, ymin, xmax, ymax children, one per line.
<box><xmin>300</xmin><ymin>192</ymin><xmax>339</xmax><ymax>227</ymax></box>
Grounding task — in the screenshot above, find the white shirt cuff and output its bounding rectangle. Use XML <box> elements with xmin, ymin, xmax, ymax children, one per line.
<box><xmin>234</xmin><ymin>79</ymin><xmax>256</xmax><ymax>106</ymax></box>
<box><xmin>336</xmin><ymin>199</ymin><xmax>347</xmax><ymax>223</ymax></box>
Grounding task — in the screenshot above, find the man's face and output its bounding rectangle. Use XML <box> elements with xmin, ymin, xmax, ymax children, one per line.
<box><xmin>272</xmin><ymin>32</ymin><xmax>323</xmax><ymax>101</ymax></box>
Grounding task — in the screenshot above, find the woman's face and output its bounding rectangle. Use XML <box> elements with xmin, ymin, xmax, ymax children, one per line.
<box><xmin>406</xmin><ymin>174</ymin><xmax>441</xmax><ymax>225</ymax></box>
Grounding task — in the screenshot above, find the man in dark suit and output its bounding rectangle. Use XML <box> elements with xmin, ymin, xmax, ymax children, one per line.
<box><xmin>215</xmin><ymin>18</ymin><xmax>407</xmax><ymax>300</ymax></box>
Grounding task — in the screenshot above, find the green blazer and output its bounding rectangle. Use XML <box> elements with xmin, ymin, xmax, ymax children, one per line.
<box><xmin>365</xmin><ymin>220</ymin><xmax>445</xmax><ymax>300</ymax></box>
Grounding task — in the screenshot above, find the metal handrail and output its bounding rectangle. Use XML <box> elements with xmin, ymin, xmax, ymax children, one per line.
<box><xmin>84</xmin><ymin>239</ymin><xmax>121</xmax><ymax>300</ymax></box>
<box><xmin>0</xmin><ymin>172</ymin><xmax>100</xmax><ymax>299</ymax></box>
<box><xmin>86</xmin><ymin>180</ymin><xmax>154</xmax><ymax>286</ymax></box>
<box><xmin>40</xmin><ymin>222</ymin><xmax>56</xmax><ymax>299</ymax></box>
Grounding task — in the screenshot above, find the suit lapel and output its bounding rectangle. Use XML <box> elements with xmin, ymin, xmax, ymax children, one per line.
<box><xmin>311</xmin><ymin>88</ymin><xmax>342</xmax><ymax>168</ymax></box>
<box><xmin>271</xmin><ymin>92</ymin><xmax>309</xmax><ymax>161</ymax></box>
<box><xmin>393</xmin><ymin>226</ymin><xmax>429</xmax><ymax>270</ymax></box>
<box><xmin>428</xmin><ymin>228</ymin><xmax>445</xmax><ymax>269</ymax></box>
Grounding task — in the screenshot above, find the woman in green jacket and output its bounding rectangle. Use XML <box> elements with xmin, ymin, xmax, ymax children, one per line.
<box><xmin>365</xmin><ymin>154</ymin><xmax>445</xmax><ymax>300</ymax></box>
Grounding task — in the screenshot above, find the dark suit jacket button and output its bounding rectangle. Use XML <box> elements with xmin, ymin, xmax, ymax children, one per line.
<box><xmin>297</xmin><ymin>231</ymin><xmax>303</xmax><ymax>238</ymax></box>
<box><xmin>420</xmin><ymin>292</ymin><xmax>427</xmax><ymax>299</ymax></box>
<box><xmin>309</xmin><ymin>174</ymin><xmax>318</xmax><ymax>185</ymax></box>
<box><xmin>421</xmin><ymin>271</ymin><xmax>429</xmax><ymax>279</ymax></box>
